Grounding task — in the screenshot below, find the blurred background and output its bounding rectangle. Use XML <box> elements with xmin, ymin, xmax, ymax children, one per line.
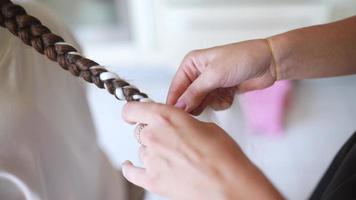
<box><xmin>35</xmin><ymin>0</ymin><xmax>356</xmax><ymax>199</ymax></box>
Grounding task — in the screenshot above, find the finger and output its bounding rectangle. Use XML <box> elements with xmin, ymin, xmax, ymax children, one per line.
<box><xmin>122</xmin><ymin>102</ymin><xmax>171</xmax><ymax>125</ymax></box>
<box><xmin>138</xmin><ymin>146</ymin><xmax>148</xmax><ymax>163</ymax></box>
<box><xmin>137</xmin><ymin>124</ymin><xmax>176</xmax><ymax>149</ymax></box>
<box><xmin>134</xmin><ymin>124</ymin><xmax>147</xmax><ymax>145</ymax></box>
<box><xmin>121</xmin><ymin>160</ymin><xmax>149</xmax><ymax>188</ymax></box>
<box><xmin>138</xmin><ymin>146</ymin><xmax>169</xmax><ymax>168</ymax></box>
<box><xmin>138</xmin><ymin>146</ymin><xmax>149</xmax><ymax>164</ymax></box>
<box><xmin>133</xmin><ymin>124</ymin><xmax>157</xmax><ymax>147</ymax></box>
<box><xmin>190</xmin><ymin>93</ymin><xmax>213</xmax><ymax>116</ymax></box>
<box><xmin>135</xmin><ymin>125</ymin><xmax>184</xmax><ymax>160</ymax></box>
<box><xmin>237</xmin><ymin>73</ymin><xmax>274</xmax><ymax>93</ymax></box>
<box><xmin>177</xmin><ymin>70</ymin><xmax>220</xmax><ymax>113</ymax></box>
<box><xmin>166</xmin><ymin>58</ymin><xmax>198</xmax><ymax>106</ymax></box>
<box><xmin>190</xmin><ymin>87</ymin><xmax>236</xmax><ymax>115</ymax></box>
<box><xmin>208</xmin><ymin>88</ymin><xmax>235</xmax><ymax>111</ymax></box>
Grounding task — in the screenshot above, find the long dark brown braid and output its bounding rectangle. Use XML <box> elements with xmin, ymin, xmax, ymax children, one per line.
<box><xmin>0</xmin><ymin>0</ymin><xmax>152</xmax><ymax>103</ymax></box>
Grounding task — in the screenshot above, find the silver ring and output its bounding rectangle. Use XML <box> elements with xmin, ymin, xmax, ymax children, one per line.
<box><xmin>134</xmin><ymin>123</ymin><xmax>147</xmax><ymax>145</ymax></box>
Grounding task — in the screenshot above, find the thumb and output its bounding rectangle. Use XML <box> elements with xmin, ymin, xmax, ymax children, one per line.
<box><xmin>175</xmin><ymin>70</ymin><xmax>220</xmax><ymax>113</ymax></box>
<box><xmin>121</xmin><ymin>160</ymin><xmax>148</xmax><ymax>188</ymax></box>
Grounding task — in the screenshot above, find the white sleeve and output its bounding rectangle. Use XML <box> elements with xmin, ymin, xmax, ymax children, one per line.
<box><xmin>0</xmin><ymin>172</ymin><xmax>41</xmax><ymax>200</ymax></box>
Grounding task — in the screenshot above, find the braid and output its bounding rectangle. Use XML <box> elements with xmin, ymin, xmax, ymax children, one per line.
<box><xmin>0</xmin><ymin>0</ymin><xmax>152</xmax><ymax>103</ymax></box>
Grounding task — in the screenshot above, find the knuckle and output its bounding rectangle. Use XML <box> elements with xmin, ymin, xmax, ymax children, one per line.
<box><xmin>206</xmin><ymin>68</ymin><xmax>224</xmax><ymax>85</ymax></box>
<box><xmin>154</xmin><ymin>112</ymin><xmax>172</xmax><ymax>126</ymax></box>
<box><xmin>187</xmin><ymin>84</ymin><xmax>199</xmax><ymax>97</ymax></box>
<box><xmin>182</xmin><ymin>49</ymin><xmax>203</xmax><ymax>65</ymax></box>
<box><xmin>143</xmin><ymin>131</ymin><xmax>159</xmax><ymax>146</ymax></box>
<box><xmin>187</xmin><ymin>49</ymin><xmax>200</xmax><ymax>57</ymax></box>
<box><xmin>147</xmin><ymin>104</ymin><xmax>170</xmax><ymax>123</ymax></box>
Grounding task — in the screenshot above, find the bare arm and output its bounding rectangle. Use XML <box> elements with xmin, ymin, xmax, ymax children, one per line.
<box><xmin>269</xmin><ymin>16</ymin><xmax>356</xmax><ymax>80</ymax></box>
<box><xmin>167</xmin><ymin>16</ymin><xmax>356</xmax><ymax>114</ymax></box>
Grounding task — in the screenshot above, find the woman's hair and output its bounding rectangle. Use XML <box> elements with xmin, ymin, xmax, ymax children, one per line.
<box><xmin>0</xmin><ymin>0</ymin><xmax>150</xmax><ymax>102</ymax></box>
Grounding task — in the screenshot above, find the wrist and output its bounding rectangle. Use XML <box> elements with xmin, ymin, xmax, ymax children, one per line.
<box><xmin>220</xmin><ymin>161</ymin><xmax>284</xmax><ymax>200</ymax></box>
<box><xmin>267</xmin><ymin>33</ymin><xmax>292</xmax><ymax>81</ymax></box>
<box><xmin>264</xmin><ymin>38</ymin><xmax>279</xmax><ymax>81</ymax></box>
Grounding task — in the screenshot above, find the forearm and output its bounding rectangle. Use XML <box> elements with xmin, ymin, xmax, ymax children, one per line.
<box><xmin>269</xmin><ymin>16</ymin><xmax>356</xmax><ymax>80</ymax></box>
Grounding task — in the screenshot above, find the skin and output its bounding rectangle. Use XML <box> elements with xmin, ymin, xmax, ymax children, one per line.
<box><xmin>122</xmin><ymin>16</ymin><xmax>356</xmax><ymax>199</ymax></box>
<box><xmin>122</xmin><ymin>103</ymin><xmax>282</xmax><ymax>200</ymax></box>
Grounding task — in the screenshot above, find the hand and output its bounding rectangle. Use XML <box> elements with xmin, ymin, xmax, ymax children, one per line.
<box><xmin>167</xmin><ymin>39</ymin><xmax>276</xmax><ymax>115</ymax></box>
<box><xmin>121</xmin><ymin>102</ymin><xmax>283</xmax><ymax>200</ymax></box>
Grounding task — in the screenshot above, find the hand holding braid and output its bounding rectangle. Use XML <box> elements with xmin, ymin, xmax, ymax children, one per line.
<box><xmin>0</xmin><ymin>0</ymin><xmax>152</xmax><ymax>103</ymax></box>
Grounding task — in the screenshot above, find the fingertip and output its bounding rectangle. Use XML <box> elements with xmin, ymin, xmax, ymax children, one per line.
<box><xmin>165</xmin><ymin>94</ymin><xmax>175</xmax><ymax>105</ymax></box>
<box><xmin>122</xmin><ymin>102</ymin><xmax>153</xmax><ymax>124</ymax></box>
<box><xmin>122</xmin><ymin>102</ymin><xmax>137</xmax><ymax>124</ymax></box>
<box><xmin>177</xmin><ymin>98</ymin><xmax>193</xmax><ymax>113</ymax></box>
<box><xmin>167</xmin><ymin>61</ymin><xmax>196</xmax><ymax>105</ymax></box>
<box><xmin>121</xmin><ymin>160</ymin><xmax>133</xmax><ymax>171</ymax></box>
<box><xmin>174</xmin><ymin>100</ymin><xmax>187</xmax><ymax>110</ymax></box>
<box><xmin>177</xmin><ymin>73</ymin><xmax>219</xmax><ymax>113</ymax></box>
<box><xmin>121</xmin><ymin>161</ymin><xmax>148</xmax><ymax>188</ymax></box>
<box><xmin>122</xmin><ymin>160</ymin><xmax>133</xmax><ymax>166</ymax></box>
<box><xmin>121</xmin><ymin>160</ymin><xmax>133</xmax><ymax>178</ymax></box>
<box><xmin>122</xmin><ymin>102</ymin><xmax>168</xmax><ymax>125</ymax></box>
<box><xmin>177</xmin><ymin>92</ymin><xmax>200</xmax><ymax>113</ymax></box>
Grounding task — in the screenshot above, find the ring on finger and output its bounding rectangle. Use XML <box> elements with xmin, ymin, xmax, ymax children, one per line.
<box><xmin>134</xmin><ymin>123</ymin><xmax>147</xmax><ymax>145</ymax></box>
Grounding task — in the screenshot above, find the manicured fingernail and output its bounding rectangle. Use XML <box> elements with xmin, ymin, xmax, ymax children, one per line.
<box><xmin>174</xmin><ymin>100</ymin><xmax>186</xmax><ymax>110</ymax></box>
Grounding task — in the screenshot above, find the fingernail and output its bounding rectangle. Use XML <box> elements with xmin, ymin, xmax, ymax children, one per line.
<box><xmin>121</xmin><ymin>160</ymin><xmax>131</xmax><ymax>166</ymax></box>
<box><xmin>174</xmin><ymin>100</ymin><xmax>186</xmax><ymax>110</ymax></box>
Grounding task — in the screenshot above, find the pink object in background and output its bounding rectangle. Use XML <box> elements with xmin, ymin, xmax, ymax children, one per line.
<box><xmin>239</xmin><ymin>81</ymin><xmax>293</xmax><ymax>136</ymax></box>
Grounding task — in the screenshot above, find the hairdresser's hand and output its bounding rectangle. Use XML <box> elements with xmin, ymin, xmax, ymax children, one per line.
<box><xmin>167</xmin><ymin>39</ymin><xmax>276</xmax><ymax>115</ymax></box>
<box><xmin>121</xmin><ymin>102</ymin><xmax>282</xmax><ymax>200</ymax></box>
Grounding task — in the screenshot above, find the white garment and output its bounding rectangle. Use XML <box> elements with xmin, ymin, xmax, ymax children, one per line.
<box><xmin>0</xmin><ymin>1</ymin><xmax>127</xmax><ymax>199</ymax></box>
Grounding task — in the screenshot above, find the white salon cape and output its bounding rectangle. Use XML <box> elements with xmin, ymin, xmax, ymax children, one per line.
<box><xmin>0</xmin><ymin>1</ymin><xmax>130</xmax><ymax>199</ymax></box>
